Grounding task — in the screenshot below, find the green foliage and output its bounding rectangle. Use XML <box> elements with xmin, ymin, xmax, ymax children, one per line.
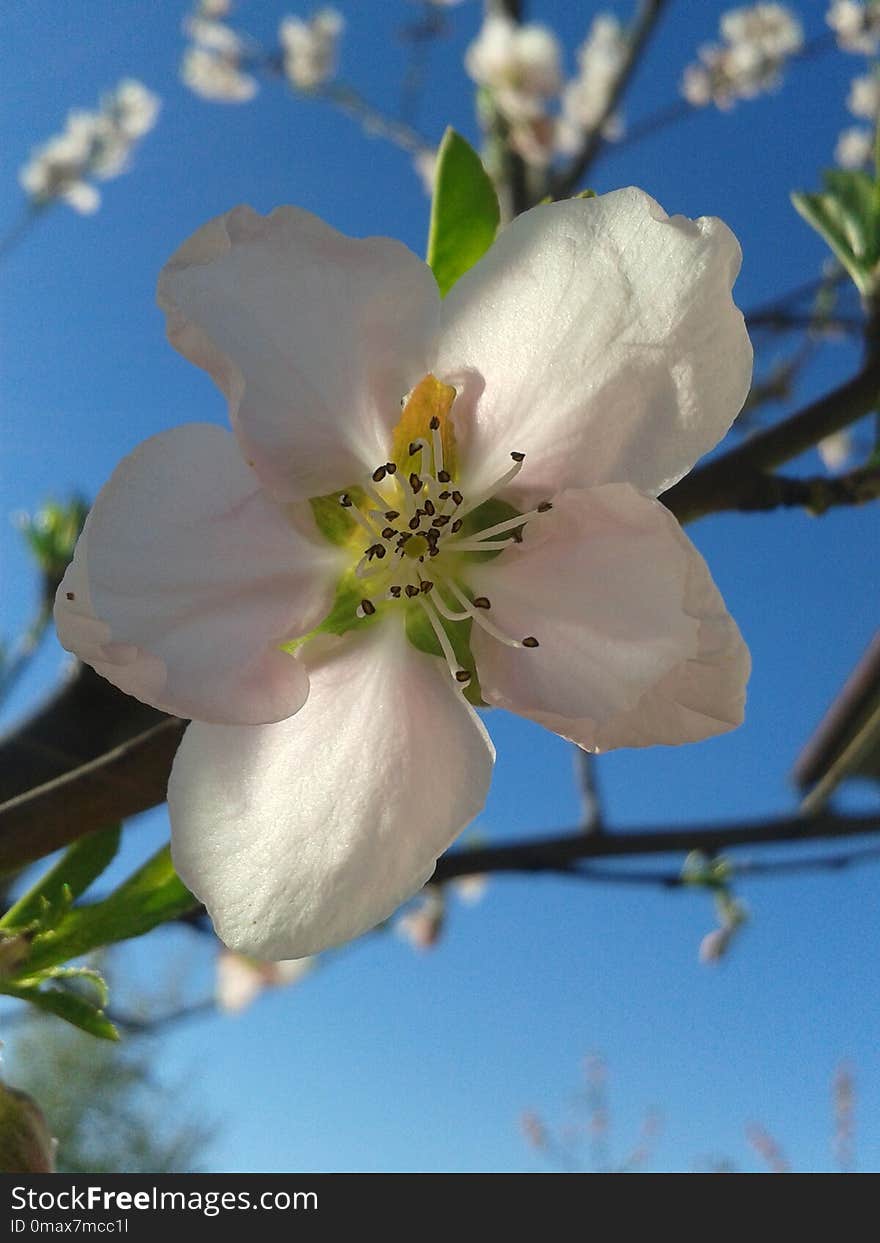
<box><xmin>17</xmin><ymin>496</ymin><xmax>89</xmax><ymax>598</ymax></box>
<box><xmin>0</xmin><ymin>1080</ymin><xmax>55</xmax><ymax>1173</ymax></box>
<box><xmin>427</xmin><ymin>128</ymin><xmax>500</xmax><ymax>297</ymax></box>
<box><xmin>792</xmin><ymin>170</ymin><xmax>880</xmax><ymax>297</ymax></box>
<box><xmin>0</xmin><ymin>837</ymin><xmax>197</xmax><ymax>1040</ymax></box>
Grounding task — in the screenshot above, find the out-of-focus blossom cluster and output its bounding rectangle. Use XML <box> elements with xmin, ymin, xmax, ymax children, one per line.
<box><xmin>19</xmin><ymin>80</ymin><xmax>159</xmax><ymax>214</ymax></box>
<box><xmin>464</xmin><ymin>11</ymin><xmax>628</xmax><ymax>170</ymax></box>
<box><xmin>397</xmin><ymin>874</ymin><xmax>488</xmax><ymax>951</ymax></box>
<box><xmin>280</xmin><ymin>9</ymin><xmax>344</xmax><ymax>90</ymax></box>
<box><xmin>828</xmin><ymin>0</ymin><xmax>880</xmax><ymax>53</ymax></box>
<box><xmin>216</xmin><ymin>948</ymin><xmax>315</xmax><ymax>1013</ymax></box>
<box><xmin>834</xmin><ymin>50</ymin><xmax>880</xmax><ymax>167</ymax></box>
<box><xmin>681</xmin><ymin>4</ymin><xmax>803</xmax><ymax>110</ymax></box>
<box><xmin>181</xmin><ymin>1</ymin><xmax>258</xmax><ymax>102</ymax></box>
<box><xmin>818</xmin><ymin>428</ymin><xmax>857</xmax><ymax>472</ymax></box>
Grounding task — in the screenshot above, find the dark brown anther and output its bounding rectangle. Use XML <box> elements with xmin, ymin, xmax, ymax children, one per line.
<box><xmin>381</xmin><ymin>527</ymin><xmax>397</xmax><ymax>540</ymax></box>
<box><xmin>372</xmin><ymin>465</ymin><xmax>387</xmax><ymax>482</ymax></box>
<box><xmin>385</xmin><ymin>462</ymin><xmax>397</xmax><ymax>475</ymax></box>
<box><xmin>389</xmin><ymin>585</ymin><xmax>402</xmax><ymax>598</ymax></box>
<box><xmin>451</xmin><ymin>490</ymin><xmax>463</xmax><ymax>506</ymax></box>
<box><xmin>431</xmin><ymin>515</ymin><xmax>450</xmax><ymax>528</ymax></box>
<box><xmin>455</xmin><ymin>669</ymin><xmax>472</xmax><ymax>684</ymax></box>
<box><xmin>473</xmin><ymin>597</ymin><xmax>491</xmax><ymax>609</ymax></box>
<box><xmin>537</xmin><ymin>501</ymin><xmax>553</xmax><ymax>513</ymax></box>
<box><xmin>419</xmin><ymin>580</ymin><xmax>434</xmax><ymax>593</ymax></box>
<box><xmin>423</xmin><ymin>499</ymin><xmax>435</xmax><ymax>516</ymax></box>
<box><xmin>428</xmin><ymin>546</ymin><xmax>440</xmax><ymax>557</ymax></box>
<box><xmin>451</xmin><ymin>519</ymin><xmax>463</xmax><ymax>534</ymax></box>
<box><xmin>429</xmin><ymin>415</ymin><xmax>440</xmax><ymax>430</ymax></box>
<box><xmin>511</xmin><ymin>451</ymin><xmax>525</xmax><ymax>463</ymax></box>
<box><xmin>385</xmin><ymin>510</ymin><xmax>400</xmax><ymax>521</ymax></box>
<box><xmin>512</xmin><ymin>530</ymin><xmax>524</xmax><ymax>543</ymax></box>
<box><xmin>360</xmin><ymin>599</ymin><xmax>376</xmax><ymax>616</ymax></box>
<box><xmin>409</xmin><ymin>473</ymin><xmax>423</xmax><ymax>494</ymax></box>
<box><xmin>437</xmin><ymin>470</ymin><xmax>451</xmax><ymax>483</ymax></box>
<box><xmin>339</xmin><ymin>493</ymin><xmax>352</xmax><ymax>507</ymax></box>
<box><xmin>522</xmin><ymin>636</ymin><xmax>539</xmax><ymax>648</ymax></box>
<box><xmin>408</xmin><ymin>442</ymin><xmax>420</xmax><ymax>457</ymax></box>
<box><xmin>408</xmin><ymin>516</ymin><xmax>421</xmax><ymax>531</ymax></box>
<box><xmin>438</xmin><ymin>490</ymin><xmax>451</xmax><ymax>501</ymax></box>
<box><xmin>405</xmin><ymin>584</ymin><xmax>419</xmax><ymax>598</ymax></box>
<box><xmin>374</xmin><ymin>545</ymin><xmax>387</xmax><ymax>559</ymax></box>
<box><xmin>65</xmin><ymin>591</ymin><xmax>75</xmax><ymax>601</ymax></box>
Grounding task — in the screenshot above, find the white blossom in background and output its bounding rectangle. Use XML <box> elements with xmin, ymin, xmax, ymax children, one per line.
<box><xmin>279</xmin><ymin>9</ymin><xmax>344</xmax><ymax>91</ymax></box>
<box><xmin>556</xmin><ymin>14</ymin><xmax>628</xmax><ymax>157</ymax></box>
<box><xmin>216</xmin><ymin>948</ymin><xmax>315</xmax><ymax>1013</ymax></box>
<box><xmin>397</xmin><ymin>890</ymin><xmax>445</xmax><ymax>951</ymax></box>
<box><xmin>828</xmin><ymin>0</ymin><xmax>880</xmax><ymax>53</ymax></box>
<box><xmin>465</xmin><ymin>13</ymin><xmax>562</xmax><ymax>123</ymax></box>
<box><xmin>835</xmin><ymin>124</ymin><xmax>875</xmax><ymax>165</ymax></box>
<box><xmin>681</xmin><ymin>4</ymin><xmax>803</xmax><ymax>109</ymax></box>
<box><xmin>413</xmin><ymin>147</ymin><xmax>438</xmax><ymax>194</ymax></box>
<box><xmin>847</xmin><ymin>71</ymin><xmax>880</xmax><ymax>118</ymax></box>
<box><xmin>818</xmin><ymin>429</ymin><xmax>856</xmax><ymax>472</ymax></box>
<box><xmin>181</xmin><ymin>3</ymin><xmax>257</xmax><ymax>102</ymax></box>
<box><xmin>19</xmin><ymin>80</ymin><xmax>160</xmax><ymax>215</ymax></box>
<box><xmin>452</xmin><ymin>874</ymin><xmax>488</xmax><ymax>905</ymax></box>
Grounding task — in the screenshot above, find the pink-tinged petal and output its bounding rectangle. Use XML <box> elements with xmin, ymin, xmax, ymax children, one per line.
<box><xmin>468</xmin><ymin>485</ymin><xmax>750</xmax><ymax>751</ymax></box>
<box><xmin>436</xmin><ymin>188</ymin><xmax>752</xmax><ymax>504</ymax></box>
<box><xmin>157</xmin><ymin>205</ymin><xmax>440</xmax><ymax>500</ymax></box>
<box><xmin>168</xmin><ymin>621</ymin><xmax>495</xmax><ymax>959</ymax></box>
<box><xmin>54</xmin><ymin>424</ymin><xmax>343</xmax><ymax>724</ymax></box>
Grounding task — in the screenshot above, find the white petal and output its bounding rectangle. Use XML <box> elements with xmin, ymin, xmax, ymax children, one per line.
<box><xmin>157</xmin><ymin>205</ymin><xmax>440</xmax><ymax>500</ymax></box>
<box><xmin>468</xmin><ymin>485</ymin><xmax>750</xmax><ymax>751</ymax></box>
<box><xmin>55</xmin><ymin>424</ymin><xmax>342</xmax><ymax>724</ymax></box>
<box><xmin>436</xmin><ymin>188</ymin><xmax>752</xmax><ymax>503</ymax></box>
<box><xmin>168</xmin><ymin>621</ymin><xmax>495</xmax><ymax>959</ymax></box>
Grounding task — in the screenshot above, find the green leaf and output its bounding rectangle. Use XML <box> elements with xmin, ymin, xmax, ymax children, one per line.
<box><xmin>24</xmin><ymin>845</ymin><xmax>197</xmax><ymax>974</ymax></box>
<box><xmin>0</xmin><ymin>980</ymin><xmax>118</xmax><ymax>1041</ymax></box>
<box><xmin>792</xmin><ymin>169</ymin><xmax>880</xmax><ymax>296</ymax></box>
<box><xmin>0</xmin><ymin>826</ymin><xmax>121</xmax><ymax>933</ymax></box>
<box><xmin>427</xmin><ymin>128</ymin><xmax>500</xmax><ymax>298</ymax></box>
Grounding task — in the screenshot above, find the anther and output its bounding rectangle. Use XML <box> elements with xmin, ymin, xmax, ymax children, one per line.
<box><xmin>431</xmin><ymin>515</ymin><xmax>450</xmax><ymax>528</ymax></box>
<box><xmin>439</xmin><ymin>490</ymin><xmax>451</xmax><ymax>501</ymax></box>
<box><xmin>381</xmin><ymin>527</ymin><xmax>397</xmax><ymax>540</ymax></box>
<box><xmin>339</xmin><ymin>493</ymin><xmax>352</xmax><ymax>507</ymax></box>
<box><xmin>473</xmin><ymin>597</ymin><xmax>491</xmax><ymax>609</ymax></box>
<box><xmin>428</xmin><ymin>546</ymin><xmax>440</xmax><ymax>557</ymax></box>
<box><xmin>537</xmin><ymin>501</ymin><xmax>553</xmax><ymax>512</ymax></box>
<box><xmin>367</xmin><ymin>543</ymin><xmax>387</xmax><ymax>560</ymax></box>
<box><xmin>405</xmin><ymin>584</ymin><xmax>419</xmax><ymax>598</ymax></box>
<box><xmin>409</xmin><ymin>473</ymin><xmax>423</xmax><ymax>494</ymax></box>
<box><xmin>389</xmin><ymin>585</ymin><xmax>402</xmax><ymax>598</ymax></box>
<box><xmin>429</xmin><ymin>416</ymin><xmax>440</xmax><ymax>430</ymax></box>
<box><xmin>451</xmin><ymin>491</ymin><xmax>463</xmax><ymax>506</ymax></box>
<box><xmin>385</xmin><ymin>510</ymin><xmax>400</xmax><ymax>521</ymax></box>
<box><xmin>419</xmin><ymin>580</ymin><xmax>434</xmax><ymax>593</ymax></box>
<box><xmin>372</xmin><ymin>465</ymin><xmax>387</xmax><ymax>482</ymax></box>
<box><xmin>408</xmin><ymin>442</ymin><xmax>420</xmax><ymax>457</ymax></box>
<box><xmin>423</xmin><ymin>499</ymin><xmax>435</xmax><ymax>516</ymax></box>
<box><xmin>455</xmin><ymin>670</ymin><xmax>472</xmax><ymax>684</ymax></box>
<box><xmin>522</xmin><ymin>636</ymin><xmax>539</xmax><ymax>648</ymax></box>
<box><xmin>357</xmin><ymin>599</ymin><xmax>376</xmax><ymax>618</ymax></box>
<box><xmin>385</xmin><ymin>462</ymin><xmax>397</xmax><ymax>475</ymax></box>
<box><xmin>408</xmin><ymin>516</ymin><xmax>421</xmax><ymax>531</ymax></box>
<box><xmin>511</xmin><ymin>451</ymin><xmax>525</xmax><ymax>463</ymax></box>
<box><xmin>66</xmin><ymin>591</ymin><xmax>75</xmax><ymax>601</ymax></box>
<box><xmin>451</xmin><ymin>519</ymin><xmax>463</xmax><ymax>534</ymax></box>
<box><xmin>437</xmin><ymin>471</ymin><xmax>451</xmax><ymax>484</ymax></box>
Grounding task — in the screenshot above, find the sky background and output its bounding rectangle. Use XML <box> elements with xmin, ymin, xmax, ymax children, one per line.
<box><xmin>0</xmin><ymin>0</ymin><xmax>878</xmax><ymax>1173</ymax></box>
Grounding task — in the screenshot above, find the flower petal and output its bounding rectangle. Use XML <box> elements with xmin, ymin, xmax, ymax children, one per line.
<box><xmin>436</xmin><ymin>188</ymin><xmax>752</xmax><ymax>503</ymax></box>
<box><xmin>55</xmin><ymin>423</ymin><xmax>342</xmax><ymax>724</ymax></box>
<box><xmin>157</xmin><ymin>205</ymin><xmax>441</xmax><ymax>500</ymax></box>
<box><xmin>168</xmin><ymin>621</ymin><xmax>495</xmax><ymax>959</ymax></box>
<box><xmin>468</xmin><ymin>485</ymin><xmax>750</xmax><ymax>750</ymax></box>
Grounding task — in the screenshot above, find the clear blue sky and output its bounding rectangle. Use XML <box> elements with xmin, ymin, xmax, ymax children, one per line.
<box><xmin>1</xmin><ymin>0</ymin><xmax>878</xmax><ymax>1172</ymax></box>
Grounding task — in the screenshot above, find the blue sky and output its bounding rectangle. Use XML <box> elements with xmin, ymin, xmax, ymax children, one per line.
<box><xmin>1</xmin><ymin>0</ymin><xmax>878</xmax><ymax>1172</ymax></box>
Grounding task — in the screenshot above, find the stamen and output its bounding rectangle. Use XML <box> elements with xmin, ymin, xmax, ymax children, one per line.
<box><xmin>431</xmin><ymin>418</ymin><xmax>444</xmax><ymax>478</ymax></box>
<box><xmin>444</xmin><ymin>579</ymin><xmax>536</xmax><ymax>649</ymax></box>
<box><xmin>356</xmin><ymin>599</ymin><xmax>376</xmax><ymax>618</ymax></box>
<box><xmin>418</xmin><ymin>595</ymin><xmax>472</xmax><ymax>688</ymax></box>
<box><xmin>446</xmin><ymin>501</ymin><xmax>552</xmax><ymax>546</ymax></box>
<box><xmin>455</xmin><ymin>457</ymin><xmax>524</xmax><ymax>520</ymax></box>
<box><xmin>342</xmin><ymin>497</ymin><xmax>384</xmax><ymax>541</ymax></box>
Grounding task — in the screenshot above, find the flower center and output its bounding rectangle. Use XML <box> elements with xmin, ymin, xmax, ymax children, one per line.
<box><xmin>333</xmin><ymin>374</ymin><xmax>551</xmax><ymax>691</ymax></box>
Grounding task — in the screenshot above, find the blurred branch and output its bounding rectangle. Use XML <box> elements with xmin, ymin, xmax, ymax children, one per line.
<box><xmin>550</xmin><ymin>0</ymin><xmax>671</xmax><ymax>199</ymax></box>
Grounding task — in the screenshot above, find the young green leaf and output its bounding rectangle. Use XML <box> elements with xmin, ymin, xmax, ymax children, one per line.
<box><xmin>0</xmin><ymin>979</ymin><xmax>118</xmax><ymax>1041</ymax></box>
<box><xmin>0</xmin><ymin>826</ymin><xmax>121</xmax><ymax>933</ymax></box>
<box><xmin>427</xmin><ymin>128</ymin><xmax>500</xmax><ymax>298</ymax></box>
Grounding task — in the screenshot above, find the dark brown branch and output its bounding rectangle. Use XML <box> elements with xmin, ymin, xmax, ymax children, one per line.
<box><xmin>432</xmin><ymin>811</ymin><xmax>880</xmax><ymax>882</ymax></box>
<box><xmin>665</xmin><ymin>361</ymin><xmax>880</xmax><ymax>523</ymax></box>
<box><xmin>550</xmin><ymin>0</ymin><xmax>671</xmax><ymax>200</ymax></box>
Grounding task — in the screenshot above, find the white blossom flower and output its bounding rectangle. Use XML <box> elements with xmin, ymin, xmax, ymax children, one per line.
<box><xmin>397</xmin><ymin>889</ymin><xmax>445</xmax><ymax>950</ymax></box>
<box><xmin>18</xmin><ymin>82</ymin><xmax>160</xmax><ymax>214</ymax></box>
<box><xmin>818</xmin><ymin>429</ymin><xmax>856</xmax><ymax>471</ymax></box>
<box><xmin>413</xmin><ymin>148</ymin><xmax>438</xmax><ymax>195</ymax></box>
<box><xmin>55</xmin><ymin>189</ymin><xmax>752</xmax><ymax>960</ymax></box>
<box><xmin>182</xmin><ymin>46</ymin><xmax>257</xmax><ymax>102</ymax></box>
<box><xmin>465</xmin><ymin>14</ymin><xmax>562</xmax><ymax>123</ymax></box>
<box><xmin>698</xmin><ymin>925</ymin><xmax>734</xmax><ymax>963</ymax></box>
<box><xmin>280</xmin><ymin>9</ymin><xmax>344</xmax><ymax>90</ymax></box>
<box><xmin>847</xmin><ymin>72</ymin><xmax>880</xmax><ymax>118</ymax></box>
<box><xmin>682</xmin><ymin>4</ymin><xmax>803</xmax><ymax>109</ymax></box>
<box><xmin>835</xmin><ymin>124</ymin><xmax>874</xmax><ymax>166</ymax></box>
<box><xmin>216</xmin><ymin>948</ymin><xmax>314</xmax><ymax>1012</ymax></box>
<box><xmin>453</xmin><ymin>873</ymin><xmax>488</xmax><ymax>905</ymax></box>
<box><xmin>557</xmin><ymin>14</ymin><xmax>628</xmax><ymax>153</ymax></box>
<box><xmin>828</xmin><ymin>0</ymin><xmax>880</xmax><ymax>53</ymax></box>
